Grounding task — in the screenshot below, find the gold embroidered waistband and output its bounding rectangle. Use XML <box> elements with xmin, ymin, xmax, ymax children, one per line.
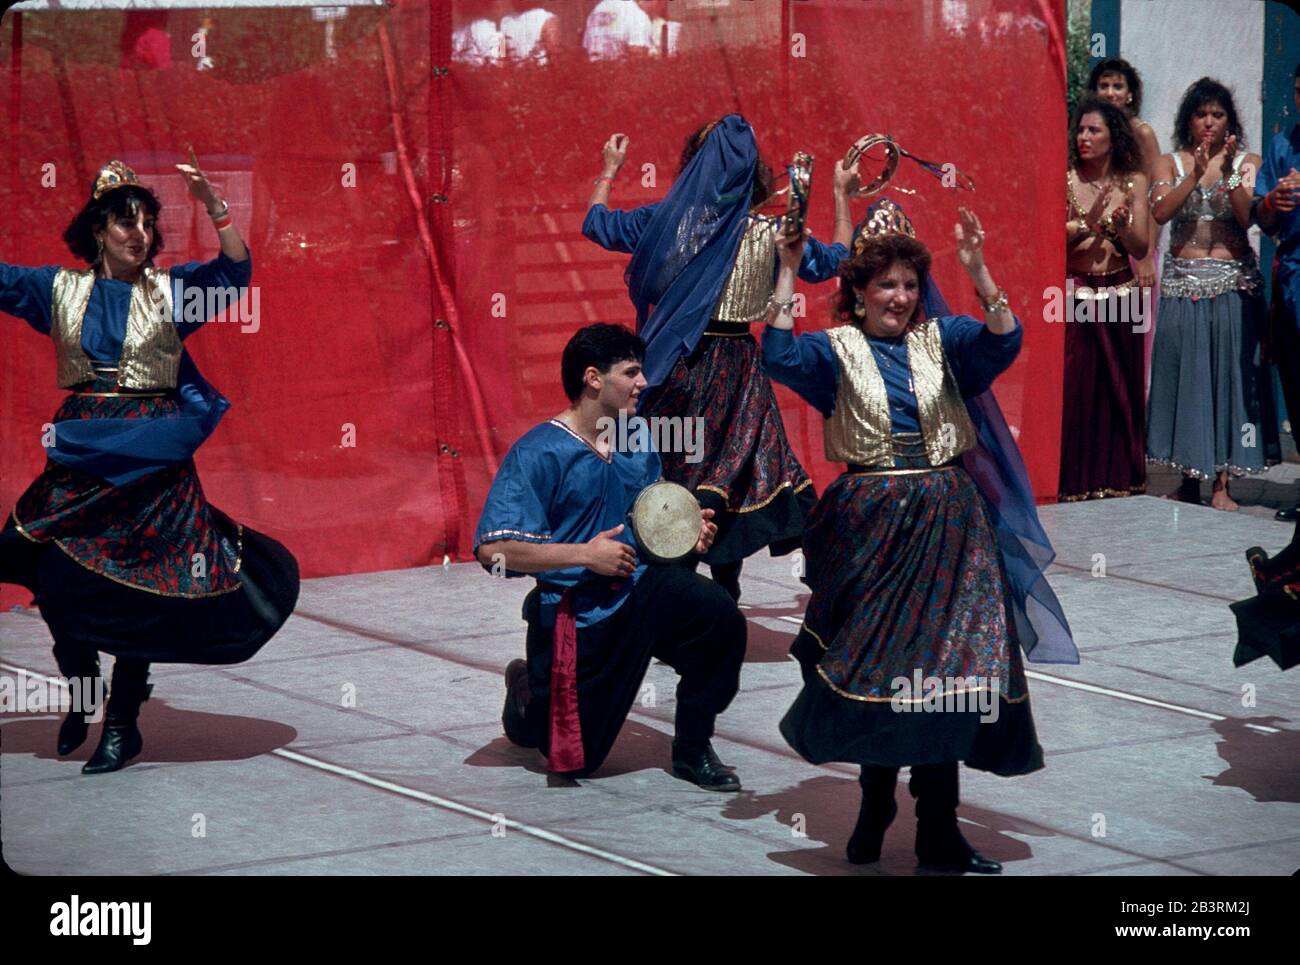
<box><xmin>845</xmin><ymin>465</ymin><xmax>958</xmax><ymax>476</ymax></box>
<box><xmin>72</xmin><ymin>390</ymin><xmax>168</xmax><ymax>397</ymax></box>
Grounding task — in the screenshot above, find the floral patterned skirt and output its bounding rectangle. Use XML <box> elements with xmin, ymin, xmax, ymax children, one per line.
<box><xmin>0</xmin><ymin>390</ymin><xmax>298</xmax><ymax>665</ymax></box>
<box><xmin>779</xmin><ymin>465</ymin><xmax>1043</xmax><ymax>775</ymax></box>
<box><xmin>643</xmin><ymin>332</ymin><xmax>815</xmax><ymax>564</ymax></box>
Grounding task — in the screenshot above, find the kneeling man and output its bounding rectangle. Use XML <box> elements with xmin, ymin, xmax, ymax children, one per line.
<box><xmin>475</xmin><ymin>323</ymin><xmax>747</xmax><ymax>789</ymax></box>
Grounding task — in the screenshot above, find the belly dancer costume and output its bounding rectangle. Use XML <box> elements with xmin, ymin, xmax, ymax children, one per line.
<box><xmin>0</xmin><ymin>181</ymin><xmax>298</xmax><ymax>772</ymax></box>
<box><xmin>1147</xmin><ymin>153</ymin><xmax>1280</xmax><ymax>478</ymax></box>
<box><xmin>1059</xmin><ymin>172</ymin><xmax>1148</xmax><ymax>502</ymax></box>
<box><xmin>582</xmin><ymin>115</ymin><xmax>846</xmax><ymax>598</ymax></box>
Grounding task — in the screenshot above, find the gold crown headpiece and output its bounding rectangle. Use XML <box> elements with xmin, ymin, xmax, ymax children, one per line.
<box><xmin>852</xmin><ymin>198</ymin><xmax>916</xmax><ymax>256</ymax></box>
<box><xmin>92</xmin><ymin>161</ymin><xmax>142</xmax><ymax>200</ymax></box>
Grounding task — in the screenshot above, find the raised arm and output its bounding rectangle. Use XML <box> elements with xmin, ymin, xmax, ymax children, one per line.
<box><xmin>177</xmin><ymin>147</ymin><xmax>248</xmax><ymax>264</ymax></box>
<box><xmin>761</xmin><ymin>229</ymin><xmax>839</xmax><ymax>416</ymax></box>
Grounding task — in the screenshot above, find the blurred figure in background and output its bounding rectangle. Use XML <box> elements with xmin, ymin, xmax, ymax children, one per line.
<box><xmin>583</xmin><ymin>0</ymin><xmax>656</xmax><ymax>60</ymax></box>
<box><xmin>1253</xmin><ymin>63</ymin><xmax>1300</xmax><ymax>522</ymax></box>
<box><xmin>452</xmin><ymin>3</ymin><xmax>506</xmax><ymax>67</ymax></box>
<box><xmin>1088</xmin><ymin>58</ymin><xmax>1161</xmax><ymax>295</ymax></box>
<box><xmin>501</xmin><ymin>2</ymin><xmax>560</xmax><ymax>65</ymax></box>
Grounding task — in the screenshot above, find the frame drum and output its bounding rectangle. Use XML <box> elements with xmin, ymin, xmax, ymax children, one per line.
<box><xmin>629</xmin><ymin>481</ymin><xmax>702</xmax><ymax>563</ymax></box>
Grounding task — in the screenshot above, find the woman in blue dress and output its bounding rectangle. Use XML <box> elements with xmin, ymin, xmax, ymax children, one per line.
<box><xmin>582</xmin><ymin>115</ymin><xmax>854</xmax><ymax>600</ymax></box>
<box><xmin>0</xmin><ymin>158</ymin><xmax>299</xmax><ymax>774</ymax></box>
<box><xmin>763</xmin><ymin>200</ymin><xmax>1076</xmax><ymax>873</ymax></box>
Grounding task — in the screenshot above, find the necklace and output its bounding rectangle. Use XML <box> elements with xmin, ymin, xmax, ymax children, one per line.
<box><xmin>869</xmin><ymin>338</ymin><xmax>915</xmax><ymax>404</ymax></box>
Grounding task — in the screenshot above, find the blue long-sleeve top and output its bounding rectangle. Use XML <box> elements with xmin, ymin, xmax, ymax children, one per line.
<box><xmin>0</xmin><ymin>252</ymin><xmax>253</xmax><ymax>363</ymax></box>
<box><xmin>583</xmin><ymin>202</ymin><xmax>847</xmax><ymax>283</ymax></box>
<box><xmin>761</xmin><ymin>315</ymin><xmax>1023</xmax><ymax>433</ymax></box>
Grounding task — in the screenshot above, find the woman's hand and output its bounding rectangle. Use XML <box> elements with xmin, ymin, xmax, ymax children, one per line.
<box><xmin>1191</xmin><ymin>137</ymin><xmax>1211</xmax><ymax>180</ymax></box>
<box><xmin>954</xmin><ymin>207</ymin><xmax>986</xmax><ymax>274</ymax></box>
<box><xmin>176</xmin><ymin>146</ymin><xmax>220</xmax><ymax>211</ymax></box>
<box><xmin>833</xmin><ymin>157</ymin><xmax>861</xmax><ymax>197</ymax></box>
<box><xmin>694</xmin><ymin>509</ymin><xmax>718</xmax><ymax>556</ymax></box>
<box><xmin>602</xmin><ymin>133</ymin><xmax>629</xmax><ymax>177</ymax></box>
<box><xmin>775</xmin><ymin>224</ymin><xmax>808</xmax><ymax>270</ymax></box>
<box><xmin>1135</xmin><ymin>256</ymin><xmax>1157</xmax><ymax>288</ymax></box>
<box><xmin>1221</xmin><ymin>133</ymin><xmax>1239</xmax><ymax>171</ymax></box>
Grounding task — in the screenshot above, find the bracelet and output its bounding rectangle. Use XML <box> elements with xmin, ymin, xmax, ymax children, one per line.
<box><xmin>767</xmin><ymin>294</ymin><xmax>795</xmax><ymax>315</ymax></box>
<box><xmin>212</xmin><ymin>214</ymin><xmax>234</xmax><ymax>231</ymax></box>
<box><xmin>207</xmin><ymin>198</ymin><xmax>229</xmax><ymax>220</ymax></box>
<box><xmin>593</xmin><ymin>174</ymin><xmax>615</xmax><ymax>186</ymax></box>
<box><xmin>977</xmin><ymin>287</ymin><xmax>1009</xmax><ymax>313</ymax></box>
<box><xmin>1224</xmin><ymin>172</ymin><xmax>1244</xmax><ymax>191</ymax></box>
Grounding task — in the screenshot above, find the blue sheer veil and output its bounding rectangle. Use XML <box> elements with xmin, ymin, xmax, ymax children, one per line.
<box><xmin>624</xmin><ymin>114</ymin><xmax>758</xmax><ymax>393</ymax></box>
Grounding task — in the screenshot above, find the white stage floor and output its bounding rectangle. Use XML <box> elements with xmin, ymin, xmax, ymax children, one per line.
<box><xmin>2</xmin><ymin>495</ymin><xmax>1297</xmax><ymax>876</ymax></box>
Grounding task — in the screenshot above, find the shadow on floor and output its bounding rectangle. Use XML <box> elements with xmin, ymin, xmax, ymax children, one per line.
<box><xmin>1207</xmin><ymin>716</ymin><xmax>1300</xmax><ymax>803</ymax></box>
<box><xmin>720</xmin><ymin>772</ymin><xmax>1044</xmax><ymax>876</ymax></box>
<box><xmin>0</xmin><ymin>700</ymin><xmax>298</xmax><ymax>765</ymax></box>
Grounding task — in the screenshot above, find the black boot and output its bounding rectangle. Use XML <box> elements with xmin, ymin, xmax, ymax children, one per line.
<box><xmin>501</xmin><ymin>658</ymin><xmax>537</xmax><ymax>748</ymax></box>
<box><xmin>846</xmin><ymin>766</ymin><xmax>899</xmax><ymax>864</ymax></box>
<box><xmin>83</xmin><ymin>659</ymin><xmax>152</xmax><ymax>775</ymax></box>
<box><xmin>910</xmin><ymin>763</ymin><xmax>1001</xmax><ymax>874</ymax></box>
<box><xmin>54</xmin><ymin>653</ymin><xmax>102</xmax><ymax>757</ymax></box>
<box><xmin>1177</xmin><ymin>475</ymin><xmax>1202</xmax><ymax>505</ymax></box>
<box><xmin>671</xmin><ymin>739</ymin><xmax>741</xmax><ymax>791</ymax></box>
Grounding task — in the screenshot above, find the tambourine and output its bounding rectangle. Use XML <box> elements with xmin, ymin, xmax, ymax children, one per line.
<box><xmin>843</xmin><ymin>134</ymin><xmax>901</xmax><ymax>197</ymax></box>
<box><xmin>629</xmin><ymin>480</ymin><xmax>702</xmax><ymax>563</ymax></box>
<box><xmin>842</xmin><ymin>133</ymin><xmax>975</xmax><ymax>197</ymax></box>
<box><xmin>783</xmin><ymin>152</ymin><xmax>814</xmax><ymax>236</ymax></box>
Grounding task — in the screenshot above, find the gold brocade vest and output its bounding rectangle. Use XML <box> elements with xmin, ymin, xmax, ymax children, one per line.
<box><xmin>51</xmin><ymin>267</ymin><xmax>180</xmax><ymax>390</ymax></box>
<box><xmin>824</xmin><ymin>319</ymin><xmax>977</xmax><ymax>466</ymax></box>
<box><xmin>712</xmin><ymin>216</ymin><xmax>777</xmax><ymax>322</ymax></box>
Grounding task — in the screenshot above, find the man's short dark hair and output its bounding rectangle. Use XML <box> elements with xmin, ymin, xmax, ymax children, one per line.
<box><xmin>560</xmin><ymin>323</ymin><xmax>644</xmax><ymax>402</ymax></box>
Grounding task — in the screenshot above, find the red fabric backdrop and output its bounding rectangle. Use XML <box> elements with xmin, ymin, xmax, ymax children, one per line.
<box><xmin>0</xmin><ymin>0</ymin><xmax>1065</xmax><ymax>608</ymax></box>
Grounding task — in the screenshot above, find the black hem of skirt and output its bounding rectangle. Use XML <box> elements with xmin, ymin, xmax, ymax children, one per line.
<box><xmin>696</xmin><ymin>482</ymin><xmax>817</xmax><ymax>565</ymax></box>
<box><xmin>781</xmin><ymin>630</ymin><xmax>1045</xmax><ymax>776</ymax></box>
<box><xmin>1</xmin><ymin>510</ymin><xmax>299</xmax><ymax>665</ymax></box>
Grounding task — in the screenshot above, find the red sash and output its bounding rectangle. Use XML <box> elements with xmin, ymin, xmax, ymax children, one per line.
<box><xmin>547</xmin><ymin>588</ymin><xmax>585</xmax><ymax>773</ymax></box>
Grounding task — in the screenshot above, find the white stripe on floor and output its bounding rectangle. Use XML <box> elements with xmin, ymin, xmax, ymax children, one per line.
<box><xmin>747</xmin><ymin>616</ymin><xmax>1281</xmax><ymax>735</ymax></box>
<box><xmin>1</xmin><ymin>661</ymin><xmax>676</xmax><ymax>877</ymax></box>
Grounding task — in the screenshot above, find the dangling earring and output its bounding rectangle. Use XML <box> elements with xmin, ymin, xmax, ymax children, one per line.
<box><xmin>853</xmin><ymin>296</ymin><xmax>866</xmax><ymax>319</ymax></box>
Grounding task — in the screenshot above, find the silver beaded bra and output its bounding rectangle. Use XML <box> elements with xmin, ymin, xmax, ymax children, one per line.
<box><xmin>1161</xmin><ymin>152</ymin><xmax>1261</xmax><ymax>299</ymax></box>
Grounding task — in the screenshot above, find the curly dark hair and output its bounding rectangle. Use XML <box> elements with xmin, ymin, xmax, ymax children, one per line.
<box><xmin>62</xmin><ymin>183</ymin><xmax>164</xmax><ymax>265</ymax></box>
<box><xmin>1069</xmin><ymin>94</ymin><xmax>1143</xmax><ymax>174</ymax></box>
<box><xmin>1173</xmin><ymin>77</ymin><xmax>1244</xmax><ymax>151</ymax></box>
<box><xmin>560</xmin><ymin>322</ymin><xmax>644</xmax><ymax>402</ymax></box>
<box><xmin>833</xmin><ymin>235</ymin><xmax>932</xmax><ymax>328</ymax></box>
<box><xmin>679</xmin><ymin>118</ymin><xmax>774</xmax><ymax>207</ymax></box>
<box><xmin>1087</xmin><ymin>57</ymin><xmax>1144</xmax><ymax>116</ymax></box>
